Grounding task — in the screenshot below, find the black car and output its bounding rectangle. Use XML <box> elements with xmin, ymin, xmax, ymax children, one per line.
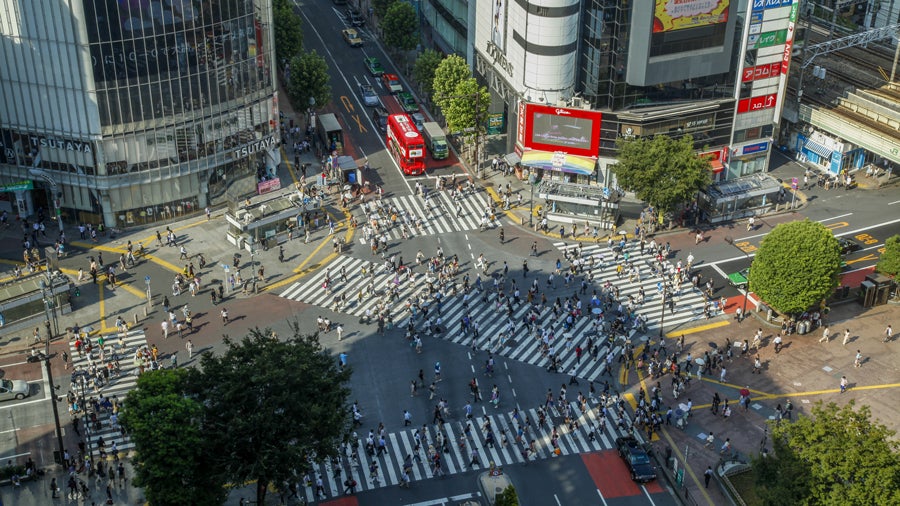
<box><xmin>347</xmin><ymin>7</ymin><xmax>365</xmax><ymax>26</ymax></box>
<box><xmin>372</xmin><ymin>107</ymin><xmax>389</xmax><ymax>133</ymax></box>
<box><xmin>837</xmin><ymin>237</ymin><xmax>862</xmax><ymax>255</ymax></box>
<box><xmin>615</xmin><ymin>436</ymin><xmax>657</xmax><ymax>482</ymax></box>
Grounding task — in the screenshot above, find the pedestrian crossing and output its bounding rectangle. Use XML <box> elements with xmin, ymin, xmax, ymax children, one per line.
<box><xmin>68</xmin><ymin>329</ymin><xmax>148</xmax><ymax>455</ymax></box>
<box><xmin>298</xmin><ymin>400</ymin><xmax>632</xmax><ymax>502</ymax></box>
<box><xmin>355</xmin><ymin>189</ymin><xmax>496</xmax><ymax>240</ymax></box>
<box><xmin>279</xmin><ymin>238</ymin><xmax>712</xmax><ymax>381</ymax></box>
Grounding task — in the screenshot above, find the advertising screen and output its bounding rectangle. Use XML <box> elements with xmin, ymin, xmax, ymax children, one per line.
<box><xmin>653</xmin><ymin>0</ymin><xmax>730</xmax><ymax>33</ymax></box>
<box><xmin>491</xmin><ymin>0</ymin><xmax>507</xmax><ymax>51</ymax></box>
<box><xmin>522</xmin><ymin>104</ymin><xmax>602</xmax><ymax>158</ymax></box>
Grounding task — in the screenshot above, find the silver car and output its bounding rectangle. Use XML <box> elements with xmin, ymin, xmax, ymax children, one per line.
<box><xmin>0</xmin><ymin>379</ymin><xmax>29</xmax><ymax>401</ymax></box>
<box><xmin>360</xmin><ymin>83</ymin><xmax>379</xmax><ymax>107</ymax></box>
<box><xmin>411</xmin><ymin>112</ymin><xmax>425</xmax><ymax>132</ymax></box>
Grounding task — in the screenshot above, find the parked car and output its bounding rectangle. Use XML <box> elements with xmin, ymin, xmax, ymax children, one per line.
<box><xmin>615</xmin><ymin>436</ymin><xmax>657</xmax><ymax>482</ymax></box>
<box><xmin>359</xmin><ymin>83</ymin><xmax>379</xmax><ymax>107</ymax></box>
<box><xmin>364</xmin><ymin>57</ymin><xmax>384</xmax><ymax>77</ymax></box>
<box><xmin>346</xmin><ymin>6</ymin><xmax>365</xmax><ymax>26</ymax></box>
<box><xmin>0</xmin><ymin>378</ymin><xmax>30</xmax><ymax>401</ymax></box>
<box><xmin>397</xmin><ymin>91</ymin><xmax>419</xmax><ymax>113</ymax></box>
<box><xmin>372</xmin><ymin>107</ymin><xmax>389</xmax><ymax>133</ymax></box>
<box><xmin>341</xmin><ymin>28</ymin><xmax>363</xmax><ymax>47</ymax></box>
<box><xmin>381</xmin><ymin>73</ymin><xmax>402</xmax><ymax>94</ymax></box>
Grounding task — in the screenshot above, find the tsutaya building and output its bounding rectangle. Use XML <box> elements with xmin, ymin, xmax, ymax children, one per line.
<box><xmin>469</xmin><ymin>0</ymin><xmax>798</xmax><ymax>183</ymax></box>
<box><xmin>0</xmin><ymin>0</ymin><xmax>279</xmax><ymax>228</ymax></box>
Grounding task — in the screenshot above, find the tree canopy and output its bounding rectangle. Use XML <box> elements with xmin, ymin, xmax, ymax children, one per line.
<box><xmin>272</xmin><ymin>0</ymin><xmax>303</xmax><ymax>65</ymax></box>
<box><xmin>372</xmin><ymin>0</ymin><xmax>397</xmax><ymax>18</ymax></box>
<box><xmin>433</xmin><ymin>55</ymin><xmax>473</xmax><ymax>113</ymax></box>
<box><xmin>876</xmin><ymin>234</ymin><xmax>900</xmax><ymax>278</ymax></box>
<box><xmin>752</xmin><ymin>401</ymin><xmax>900</xmax><ymax>506</ymax></box>
<box><xmin>122</xmin><ymin>326</ymin><xmax>353</xmax><ymax>505</ymax></box>
<box><xmin>121</xmin><ymin>369</ymin><xmax>225</xmax><ymax>506</ymax></box>
<box><xmin>382</xmin><ymin>1</ymin><xmax>419</xmax><ymax>51</ymax></box>
<box><xmin>748</xmin><ymin>219</ymin><xmax>841</xmax><ymax>315</ymax></box>
<box><xmin>444</xmin><ymin>78</ymin><xmax>490</xmax><ymax>139</ymax></box>
<box><xmin>495</xmin><ymin>485</ymin><xmax>520</xmax><ymax>506</ymax></box>
<box><xmin>413</xmin><ymin>49</ymin><xmax>443</xmax><ymax>100</ymax></box>
<box><xmin>613</xmin><ymin>135</ymin><xmax>711</xmax><ymax>213</ymax></box>
<box><xmin>196</xmin><ymin>328</ymin><xmax>353</xmax><ymax>504</ymax></box>
<box><xmin>287</xmin><ymin>50</ymin><xmax>332</xmax><ymax>112</ymax></box>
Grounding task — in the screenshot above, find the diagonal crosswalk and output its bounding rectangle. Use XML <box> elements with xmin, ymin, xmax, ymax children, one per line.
<box><xmin>297</xmin><ymin>400</ymin><xmax>633</xmax><ymax>502</ymax></box>
<box><xmin>279</xmin><ymin>237</ymin><xmax>711</xmax><ymax>381</ymax></box>
<box><xmin>67</xmin><ymin>329</ymin><xmax>149</xmax><ymax>455</ymax></box>
<box><xmin>354</xmin><ymin>189</ymin><xmax>496</xmax><ymax>240</ymax></box>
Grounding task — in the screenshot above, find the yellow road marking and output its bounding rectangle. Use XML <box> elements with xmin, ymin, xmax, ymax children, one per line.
<box><xmin>666</xmin><ymin>319</ymin><xmax>730</xmax><ymax>337</ymax></box>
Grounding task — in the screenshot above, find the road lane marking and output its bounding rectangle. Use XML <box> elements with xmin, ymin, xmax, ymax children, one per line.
<box><xmin>737</xmin><ymin>213</ymin><xmax>852</xmax><ymax>241</ymax></box>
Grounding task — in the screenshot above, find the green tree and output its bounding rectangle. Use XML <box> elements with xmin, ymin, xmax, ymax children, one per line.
<box><xmin>613</xmin><ymin>135</ymin><xmax>711</xmax><ymax>214</ymax></box>
<box><xmin>272</xmin><ymin>0</ymin><xmax>303</xmax><ymax>65</ymax></box>
<box><xmin>195</xmin><ymin>327</ymin><xmax>353</xmax><ymax>505</ymax></box>
<box><xmin>121</xmin><ymin>369</ymin><xmax>226</xmax><ymax>506</ymax></box>
<box><xmin>876</xmin><ymin>234</ymin><xmax>900</xmax><ymax>277</ymax></box>
<box><xmin>381</xmin><ymin>1</ymin><xmax>419</xmax><ymax>51</ymax></box>
<box><xmin>433</xmin><ymin>54</ymin><xmax>472</xmax><ymax>113</ymax></box>
<box><xmin>413</xmin><ymin>48</ymin><xmax>443</xmax><ymax>99</ymax></box>
<box><xmin>495</xmin><ymin>485</ymin><xmax>520</xmax><ymax>506</ymax></box>
<box><xmin>372</xmin><ymin>0</ymin><xmax>396</xmax><ymax>18</ymax></box>
<box><xmin>748</xmin><ymin>219</ymin><xmax>841</xmax><ymax>315</ymax></box>
<box><xmin>444</xmin><ymin>78</ymin><xmax>490</xmax><ymax>137</ymax></box>
<box><xmin>287</xmin><ymin>50</ymin><xmax>332</xmax><ymax>112</ymax></box>
<box><xmin>753</xmin><ymin>401</ymin><xmax>900</xmax><ymax>506</ymax></box>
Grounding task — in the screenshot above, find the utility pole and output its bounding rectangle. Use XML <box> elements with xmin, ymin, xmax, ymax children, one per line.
<box><xmin>40</xmin><ymin>281</ymin><xmax>65</xmax><ymax>466</ymax></box>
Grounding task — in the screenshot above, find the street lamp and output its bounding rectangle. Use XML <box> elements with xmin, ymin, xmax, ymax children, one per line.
<box><xmin>724</xmin><ymin>236</ymin><xmax>750</xmax><ymax>322</ymax></box>
<box><xmin>71</xmin><ymin>369</ymin><xmax>94</xmax><ymax>465</ymax></box>
<box><xmin>38</xmin><ymin>279</ymin><xmax>65</xmax><ymax>467</ymax></box>
<box><xmin>528</xmin><ymin>173</ymin><xmax>536</xmax><ymax>227</ymax></box>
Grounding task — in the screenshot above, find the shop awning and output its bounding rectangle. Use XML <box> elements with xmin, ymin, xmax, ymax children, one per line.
<box><xmin>804</xmin><ymin>140</ymin><xmax>833</xmax><ymax>159</ymax></box>
<box><xmin>709</xmin><ymin>159</ymin><xmax>725</xmax><ymax>173</ymax></box>
<box><xmin>520</xmin><ymin>150</ymin><xmax>596</xmax><ymax>176</ymax></box>
<box><xmin>503</xmin><ymin>152</ymin><xmax>521</xmax><ymax>166</ymax></box>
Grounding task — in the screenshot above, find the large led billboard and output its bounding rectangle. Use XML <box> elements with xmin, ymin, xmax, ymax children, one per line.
<box><xmin>653</xmin><ymin>0</ymin><xmax>730</xmax><ymax>33</ymax></box>
<box><xmin>518</xmin><ymin>103</ymin><xmax>602</xmax><ymax>158</ymax></box>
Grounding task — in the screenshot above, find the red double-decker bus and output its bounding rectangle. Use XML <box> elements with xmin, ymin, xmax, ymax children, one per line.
<box><xmin>386</xmin><ymin>113</ymin><xmax>425</xmax><ymax>176</ymax></box>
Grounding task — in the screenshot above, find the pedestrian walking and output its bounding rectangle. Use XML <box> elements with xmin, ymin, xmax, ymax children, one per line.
<box><xmin>161</xmin><ymin>320</ymin><xmax>169</xmax><ymax>339</ymax></box>
<box><xmin>404</xmin><ymin>410</ymin><xmax>412</xmax><ymax>426</ymax></box>
<box><xmin>720</xmin><ymin>438</ymin><xmax>732</xmax><ymax>456</ymax></box>
<box><xmin>704</xmin><ymin>466</ymin><xmax>713</xmax><ymax>488</ymax></box>
<box><xmin>885</xmin><ymin>324</ymin><xmax>893</xmax><ymax>343</ymax></box>
<box><xmin>819</xmin><ymin>326</ymin><xmax>830</xmax><ymax>343</ymax></box>
<box><xmin>336</xmin><ymin>324</ymin><xmax>344</xmax><ymax>341</ymax></box>
<box><xmin>854</xmin><ymin>350</ymin><xmax>862</xmax><ymax>368</ymax></box>
<box><xmin>221</xmin><ymin>308</ymin><xmax>229</xmax><ymax>325</ymax></box>
<box><xmin>368</xmin><ymin>460</ymin><xmax>379</xmax><ymax>483</ymax></box>
<box><xmin>704</xmin><ymin>432</ymin><xmax>715</xmax><ymax>448</ymax></box>
<box><xmin>179</xmin><ymin>245</ymin><xmax>188</xmax><ymax>259</ymax></box>
<box><xmin>752</xmin><ymin>355</ymin><xmax>762</xmax><ymax>374</ymax></box>
<box><xmin>840</xmin><ymin>375</ymin><xmax>848</xmax><ymax>393</ymax></box>
<box><xmin>842</xmin><ymin>328</ymin><xmax>851</xmax><ymax>345</ymax></box>
<box><xmin>186</xmin><ymin>340</ymin><xmax>193</xmax><ymax>360</ymax></box>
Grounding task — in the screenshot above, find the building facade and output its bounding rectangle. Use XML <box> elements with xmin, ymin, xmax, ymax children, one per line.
<box><xmin>467</xmin><ymin>0</ymin><xmax>802</xmax><ymax>185</ymax></box>
<box><xmin>0</xmin><ymin>0</ymin><xmax>279</xmax><ymax>229</ymax></box>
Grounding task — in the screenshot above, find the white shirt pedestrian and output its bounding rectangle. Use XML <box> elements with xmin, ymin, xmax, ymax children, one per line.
<box><xmin>186</xmin><ymin>340</ymin><xmax>193</xmax><ymax>359</ymax></box>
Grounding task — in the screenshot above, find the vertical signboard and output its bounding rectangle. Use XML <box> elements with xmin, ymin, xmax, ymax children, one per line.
<box><xmin>772</xmin><ymin>1</ymin><xmax>800</xmax><ymax>123</ymax></box>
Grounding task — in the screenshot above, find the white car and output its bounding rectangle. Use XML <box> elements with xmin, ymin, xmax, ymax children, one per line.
<box><xmin>0</xmin><ymin>379</ymin><xmax>29</xmax><ymax>401</ymax></box>
<box><xmin>360</xmin><ymin>83</ymin><xmax>379</xmax><ymax>107</ymax></box>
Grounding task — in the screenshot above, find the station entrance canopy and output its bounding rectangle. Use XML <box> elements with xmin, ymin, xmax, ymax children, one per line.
<box><xmin>520</xmin><ymin>150</ymin><xmax>596</xmax><ymax>176</ymax></box>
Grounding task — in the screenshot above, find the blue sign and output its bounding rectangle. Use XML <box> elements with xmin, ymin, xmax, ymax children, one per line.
<box><xmin>829</xmin><ymin>150</ymin><xmax>842</xmax><ymax>174</ymax></box>
<box><xmin>750</xmin><ymin>12</ymin><xmax>764</xmax><ymax>23</ymax></box>
<box><xmin>752</xmin><ymin>0</ymin><xmax>794</xmax><ymax>12</ymax></box>
<box><xmin>742</xmin><ymin>142</ymin><xmax>770</xmax><ymax>155</ymax></box>
<box><xmin>145</xmin><ymin>275</ymin><xmax>151</xmax><ymax>282</ymax></box>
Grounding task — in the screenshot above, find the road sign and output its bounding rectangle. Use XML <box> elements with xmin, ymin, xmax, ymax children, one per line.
<box><xmin>145</xmin><ymin>275</ymin><xmax>151</xmax><ymax>284</ymax></box>
<box><xmin>791</xmin><ymin>177</ymin><xmax>798</xmax><ymax>190</ymax></box>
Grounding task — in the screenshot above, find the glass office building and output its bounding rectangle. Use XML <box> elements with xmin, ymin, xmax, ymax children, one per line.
<box><xmin>0</xmin><ymin>0</ymin><xmax>279</xmax><ymax>228</ymax></box>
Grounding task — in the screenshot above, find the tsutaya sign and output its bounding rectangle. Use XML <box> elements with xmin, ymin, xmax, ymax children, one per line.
<box><xmin>30</xmin><ymin>135</ymin><xmax>93</xmax><ymax>154</ymax></box>
<box><xmin>232</xmin><ymin>135</ymin><xmax>278</xmax><ymax>158</ymax></box>
<box><xmin>486</xmin><ymin>41</ymin><xmax>514</xmax><ymax>77</ymax></box>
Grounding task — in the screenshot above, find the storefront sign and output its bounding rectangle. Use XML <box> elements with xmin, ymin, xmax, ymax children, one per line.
<box><xmin>742</xmin><ymin>141</ymin><xmax>770</xmax><ymax>155</ymax></box>
<box><xmin>29</xmin><ymin>135</ymin><xmax>92</xmax><ymax>154</ymax></box>
<box><xmin>742</xmin><ymin>62</ymin><xmax>781</xmax><ymax>82</ymax></box>
<box><xmin>233</xmin><ymin>136</ymin><xmax>278</xmax><ymax>158</ymax></box>
<box><xmin>751</xmin><ymin>0</ymin><xmax>794</xmax><ymax>11</ymax></box>
<box><xmin>486</xmin><ymin>41</ymin><xmax>514</xmax><ymax>77</ymax></box>
<box><xmin>0</xmin><ymin>180</ymin><xmax>33</xmax><ymax>192</ymax></box>
<box><xmin>737</xmin><ymin>93</ymin><xmax>777</xmax><ymax>113</ymax></box>
<box><xmin>257</xmin><ymin>177</ymin><xmax>282</xmax><ymax>195</ymax></box>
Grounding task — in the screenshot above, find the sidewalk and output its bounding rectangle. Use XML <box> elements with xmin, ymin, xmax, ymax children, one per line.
<box><xmin>632</xmin><ymin>300</ymin><xmax>900</xmax><ymax>505</ymax></box>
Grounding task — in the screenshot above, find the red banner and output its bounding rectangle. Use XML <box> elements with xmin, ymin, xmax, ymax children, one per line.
<box><xmin>737</xmin><ymin>93</ymin><xmax>777</xmax><ymax>114</ymax></box>
<box><xmin>741</xmin><ymin>62</ymin><xmax>781</xmax><ymax>83</ymax></box>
